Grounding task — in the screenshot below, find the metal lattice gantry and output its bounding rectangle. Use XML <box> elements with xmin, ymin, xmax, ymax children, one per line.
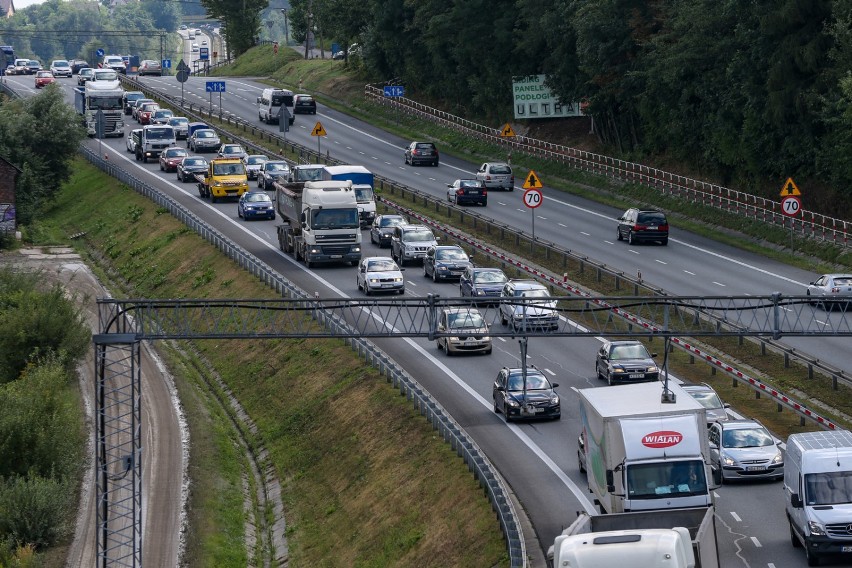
<box><xmin>93</xmin><ymin>293</ymin><xmax>851</xmax><ymax>565</ymax></box>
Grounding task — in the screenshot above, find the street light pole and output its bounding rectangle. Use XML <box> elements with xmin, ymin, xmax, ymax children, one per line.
<box><xmin>281</xmin><ymin>9</ymin><xmax>289</xmax><ymax>46</ymax></box>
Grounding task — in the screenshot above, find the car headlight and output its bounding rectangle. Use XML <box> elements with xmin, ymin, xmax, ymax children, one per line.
<box><xmin>438</xmin><ymin>266</ymin><xmax>448</xmax><ymax>271</ymax></box>
<box><xmin>550</xmin><ymin>394</ymin><xmax>560</xmax><ymax>404</ymax></box>
<box><xmin>368</xmin><ymin>278</ymin><xmax>379</xmax><ymax>284</ymax></box>
<box><xmin>394</xmin><ymin>277</ymin><xmax>403</xmax><ymax>282</ymax></box>
<box><xmin>647</xmin><ymin>366</ymin><xmax>658</xmax><ymax>373</ymax></box>
<box><xmin>506</xmin><ymin>399</ymin><xmax>520</xmax><ymax>408</ymax></box>
<box><xmin>772</xmin><ymin>452</ymin><xmax>783</xmax><ymax>464</ymax></box>
<box><xmin>213</xmin><ymin>181</ymin><xmax>222</xmax><ymax>187</ymax></box>
<box><xmin>308</xmin><ymin>247</ymin><xmax>320</xmax><ymax>254</ymax></box>
<box><xmin>808</xmin><ymin>521</ymin><xmax>827</xmax><ymax>536</ymax></box>
<box><xmin>722</xmin><ymin>453</ymin><xmax>735</xmax><ymax>466</ymax></box>
<box><xmin>611</xmin><ymin>366</ymin><xmax>626</xmax><ymax>374</ymax></box>
<box><xmin>475</xmin><ymin>290</ymin><xmax>485</xmax><ymax>296</ymax></box>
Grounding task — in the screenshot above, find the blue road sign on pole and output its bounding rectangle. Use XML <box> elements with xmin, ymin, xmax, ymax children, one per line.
<box><xmin>383</xmin><ymin>86</ymin><xmax>404</xmax><ymax>97</ymax></box>
<box><xmin>199</xmin><ymin>47</ymin><xmax>209</xmax><ymax>61</ymax></box>
<box><xmin>205</xmin><ymin>81</ymin><xmax>226</xmax><ymax>93</ymax></box>
<box><xmin>162</xmin><ymin>59</ymin><xmax>171</xmax><ymax>69</ymax></box>
<box><xmin>96</xmin><ymin>48</ymin><xmax>104</xmax><ymax>57</ymax></box>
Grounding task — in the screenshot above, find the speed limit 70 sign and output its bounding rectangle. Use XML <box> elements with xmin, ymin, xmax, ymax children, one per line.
<box><xmin>782</xmin><ymin>195</ymin><xmax>801</xmax><ymax>217</ymax></box>
<box><xmin>523</xmin><ymin>188</ymin><xmax>543</xmax><ymax>209</ymax></box>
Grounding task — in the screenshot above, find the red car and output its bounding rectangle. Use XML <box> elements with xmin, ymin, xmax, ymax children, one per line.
<box><xmin>159</xmin><ymin>147</ymin><xmax>189</xmax><ymax>172</ymax></box>
<box><xmin>137</xmin><ymin>102</ymin><xmax>160</xmax><ymax>125</ymax></box>
<box><xmin>34</xmin><ymin>71</ymin><xmax>55</xmax><ymax>88</ymax></box>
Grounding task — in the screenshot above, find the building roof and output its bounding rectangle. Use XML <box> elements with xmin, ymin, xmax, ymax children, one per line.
<box><xmin>0</xmin><ymin>0</ymin><xmax>14</xmax><ymax>19</ymax></box>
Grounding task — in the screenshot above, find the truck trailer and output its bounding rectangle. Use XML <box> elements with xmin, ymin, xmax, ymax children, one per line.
<box><xmin>74</xmin><ymin>80</ymin><xmax>125</xmax><ymax>137</ymax></box>
<box><xmin>547</xmin><ymin>507</ymin><xmax>719</xmax><ymax>568</ymax></box>
<box><xmin>320</xmin><ymin>165</ymin><xmax>377</xmax><ymax>228</ymax></box>
<box><xmin>275</xmin><ymin>179</ymin><xmax>362</xmax><ymax>267</ymax></box>
<box><xmin>576</xmin><ymin>381</ymin><xmax>715</xmax><ymax>515</ymax></box>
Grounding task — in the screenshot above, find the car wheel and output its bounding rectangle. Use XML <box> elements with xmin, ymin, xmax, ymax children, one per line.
<box><xmin>159</xmin><ymin>162</ymin><xmax>164</xmax><ymax>171</ymax></box>
<box><xmin>616</xmin><ymin>227</ymin><xmax>623</xmax><ymax>241</ymax></box>
<box><xmin>606</xmin><ymin>371</ymin><xmax>613</xmax><ymax>386</ymax></box>
<box><xmin>493</xmin><ymin>397</ymin><xmax>500</xmax><ymax>414</ymax></box>
<box><xmin>364</xmin><ymin>285</ymin><xmax>370</xmax><ymax>296</ymax></box>
<box><xmin>432</xmin><ymin>269</ymin><xmax>438</xmax><ymax>283</ymax></box>
<box><xmin>805</xmin><ymin>544</ymin><xmax>821</xmax><ymax>566</ymax></box>
<box><xmin>578</xmin><ymin>451</ymin><xmax>586</xmax><ymax>473</ymax></box>
<box><xmin>445</xmin><ymin>343</ymin><xmax>453</xmax><ymax>356</ymax></box>
<box><xmin>484</xmin><ymin>347</ymin><xmax>492</xmax><ymax>355</ymax></box>
<box><xmin>660</xmin><ymin>238</ymin><xmax>668</xmax><ymax>246</ymax></box>
<box><xmin>628</xmin><ymin>231</ymin><xmax>636</xmax><ymax>245</ymax></box>
<box><xmin>500</xmin><ymin>311</ymin><xmax>508</xmax><ymax>326</ymax></box>
<box><xmin>790</xmin><ymin>522</ymin><xmax>802</xmax><ymax>548</ymax></box>
<box><xmin>398</xmin><ymin>287</ymin><xmax>405</xmax><ymax>295</ymax></box>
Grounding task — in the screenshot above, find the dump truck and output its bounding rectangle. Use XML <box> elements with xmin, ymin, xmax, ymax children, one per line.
<box><xmin>547</xmin><ymin>507</ymin><xmax>719</xmax><ymax>568</ymax></box>
<box><xmin>274</xmin><ymin>179</ymin><xmax>361</xmax><ymax>267</ymax></box>
<box><xmin>74</xmin><ymin>80</ymin><xmax>125</xmax><ymax>137</ymax></box>
<box><xmin>195</xmin><ymin>158</ymin><xmax>249</xmax><ymax>202</ymax></box>
<box><xmin>321</xmin><ymin>165</ymin><xmax>376</xmax><ymax>228</ymax></box>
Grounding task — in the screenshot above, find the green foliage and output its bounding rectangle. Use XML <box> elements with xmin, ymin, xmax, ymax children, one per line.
<box><xmin>200</xmin><ymin>0</ymin><xmax>268</xmax><ymax>56</ymax></box>
<box><xmin>0</xmin><ymin>474</ymin><xmax>74</xmax><ymax>550</ymax></box>
<box><xmin>0</xmin><ymin>537</ymin><xmax>42</xmax><ymax>568</ymax></box>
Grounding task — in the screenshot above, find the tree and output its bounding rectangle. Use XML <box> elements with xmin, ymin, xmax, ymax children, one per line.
<box><xmin>200</xmin><ymin>0</ymin><xmax>268</xmax><ymax>56</ymax></box>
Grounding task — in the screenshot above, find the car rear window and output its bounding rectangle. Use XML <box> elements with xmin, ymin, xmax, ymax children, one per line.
<box><xmin>415</xmin><ymin>143</ymin><xmax>435</xmax><ymax>150</ymax></box>
<box><xmin>490</xmin><ymin>165</ymin><xmax>512</xmax><ymax>174</ymax></box>
<box><xmin>637</xmin><ymin>212</ymin><xmax>667</xmax><ymax>224</ymax></box>
<box><xmin>833</xmin><ymin>277</ymin><xmax>852</xmax><ymax>285</ymax></box>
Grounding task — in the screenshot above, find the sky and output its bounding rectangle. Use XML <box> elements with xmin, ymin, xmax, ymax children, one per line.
<box><xmin>14</xmin><ymin>0</ymin><xmax>48</xmax><ymax>9</ymax></box>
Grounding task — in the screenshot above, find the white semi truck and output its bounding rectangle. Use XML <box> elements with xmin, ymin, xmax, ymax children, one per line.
<box><xmin>547</xmin><ymin>506</ymin><xmax>719</xmax><ymax>568</ymax></box>
<box><xmin>275</xmin><ymin>179</ymin><xmax>362</xmax><ymax>267</ymax></box>
<box><xmin>576</xmin><ymin>381</ymin><xmax>716</xmax><ymax>515</ymax></box>
<box><xmin>73</xmin><ymin>80</ymin><xmax>125</xmax><ymax>137</ymax></box>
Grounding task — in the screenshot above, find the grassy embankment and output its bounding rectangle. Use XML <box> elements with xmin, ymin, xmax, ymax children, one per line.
<box><xmin>207</xmin><ymin>45</ymin><xmax>852</xmax><ymax>439</ymax></box>
<box><xmin>27</xmin><ymin>162</ymin><xmax>507</xmax><ymax>567</ymax></box>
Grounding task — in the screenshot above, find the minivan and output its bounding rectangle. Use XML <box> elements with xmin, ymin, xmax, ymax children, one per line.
<box><xmin>257</xmin><ymin>88</ymin><xmax>295</xmax><ymax>125</ymax></box>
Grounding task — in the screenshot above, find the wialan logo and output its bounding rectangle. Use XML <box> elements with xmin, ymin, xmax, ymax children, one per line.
<box><xmin>642</xmin><ymin>431</ymin><xmax>683</xmax><ymax>448</ymax></box>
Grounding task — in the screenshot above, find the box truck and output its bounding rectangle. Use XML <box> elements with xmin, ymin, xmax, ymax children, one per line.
<box><xmin>576</xmin><ymin>382</ymin><xmax>715</xmax><ymax>515</ymax></box>
<box><xmin>547</xmin><ymin>507</ymin><xmax>719</xmax><ymax>568</ymax></box>
<box><xmin>321</xmin><ymin>165</ymin><xmax>376</xmax><ymax>228</ymax></box>
<box><xmin>785</xmin><ymin>429</ymin><xmax>852</xmax><ymax>566</ymax></box>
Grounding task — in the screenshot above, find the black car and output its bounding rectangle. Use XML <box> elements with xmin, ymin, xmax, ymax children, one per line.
<box><xmin>69</xmin><ymin>59</ymin><xmax>90</xmax><ymax>74</ymax></box>
<box><xmin>492</xmin><ymin>366</ymin><xmax>560</xmax><ymax>422</ymax></box>
<box><xmin>293</xmin><ymin>94</ymin><xmax>317</xmax><ymax>114</ymax></box>
<box><xmin>617</xmin><ymin>208</ymin><xmax>669</xmax><ymax>245</ymax></box>
<box><xmin>423</xmin><ymin>245</ymin><xmax>472</xmax><ymax>282</ymax></box>
<box><xmin>176</xmin><ymin>156</ymin><xmax>209</xmax><ymax>183</ymax></box>
<box><xmin>256</xmin><ymin>161</ymin><xmax>290</xmax><ymax>190</ymax></box>
<box><xmin>404</xmin><ymin>141</ymin><xmax>439</xmax><ymax>166</ymax></box>
<box><xmin>369</xmin><ymin>214</ymin><xmax>407</xmax><ymax>248</ymax></box>
<box><xmin>459</xmin><ymin>267</ymin><xmax>508</xmax><ymax>302</ymax></box>
<box><xmin>595</xmin><ymin>340</ymin><xmax>659</xmax><ymax>385</ymax></box>
<box><xmin>447</xmin><ymin>179</ymin><xmax>487</xmax><ymax>206</ymax></box>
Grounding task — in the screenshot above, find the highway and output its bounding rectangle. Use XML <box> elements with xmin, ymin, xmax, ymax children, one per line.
<box><xmin>4</xmin><ymin>69</ymin><xmax>841</xmax><ymax>566</ymax></box>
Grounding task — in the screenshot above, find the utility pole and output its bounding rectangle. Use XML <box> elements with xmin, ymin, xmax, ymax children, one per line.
<box><xmin>281</xmin><ymin>9</ymin><xmax>289</xmax><ymax>46</ymax></box>
<box><xmin>304</xmin><ymin>0</ymin><xmax>312</xmax><ymax>59</ymax></box>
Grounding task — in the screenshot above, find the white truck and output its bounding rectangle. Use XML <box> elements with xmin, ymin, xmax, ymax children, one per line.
<box><xmin>73</xmin><ymin>80</ymin><xmax>125</xmax><ymax>137</ymax></box>
<box><xmin>576</xmin><ymin>381</ymin><xmax>715</xmax><ymax>515</ymax></box>
<box><xmin>275</xmin><ymin>179</ymin><xmax>362</xmax><ymax>267</ymax></box>
<box><xmin>320</xmin><ymin>165</ymin><xmax>377</xmax><ymax>228</ymax></box>
<box><xmin>785</xmin><ymin>429</ymin><xmax>852</xmax><ymax>566</ymax></box>
<box><xmin>548</xmin><ymin>507</ymin><xmax>719</xmax><ymax>568</ymax></box>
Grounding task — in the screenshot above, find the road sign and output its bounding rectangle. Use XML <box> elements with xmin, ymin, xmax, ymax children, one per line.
<box><xmin>523</xmin><ymin>188</ymin><xmax>543</xmax><ymax>209</ymax></box>
<box><xmin>200</xmin><ymin>47</ymin><xmax>209</xmax><ymax>61</ymax></box>
<box><xmin>176</xmin><ymin>70</ymin><xmax>189</xmax><ymax>83</ymax></box>
<box><xmin>96</xmin><ymin>48</ymin><xmax>104</xmax><ymax>57</ymax></box>
<box><xmin>780</xmin><ymin>177</ymin><xmax>801</xmax><ymax>197</ymax></box>
<box><xmin>205</xmin><ymin>80</ymin><xmax>226</xmax><ymax>93</ymax></box>
<box><xmin>176</xmin><ymin>59</ymin><xmax>190</xmax><ymax>72</ymax></box>
<box><xmin>383</xmin><ymin>86</ymin><xmax>405</xmax><ymax>97</ymax></box>
<box><xmin>277</xmin><ymin>105</ymin><xmax>291</xmax><ymax>133</ymax></box>
<box><xmin>311</xmin><ymin>122</ymin><xmax>327</xmax><ymax>136</ymax></box>
<box><xmin>500</xmin><ymin>123</ymin><xmax>516</xmax><ymax>137</ymax></box>
<box><xmin>162</xmin><ymin>59</ymin><xmax>171</xmax><ymax>69</ymax></box>
<box><xmin>523</xmin><ymin>170</ymin><xmax>543</xmax><ymax>189</ymax></box>
<box><xmin>782</xmin><ymin>195</ymin><xmax>801</xmax><ymax>217</ymax></box>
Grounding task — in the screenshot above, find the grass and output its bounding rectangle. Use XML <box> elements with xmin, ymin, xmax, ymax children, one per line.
<box><xmin>28</xmin><ymin>158</ymin><xmax>507</xmax><ymax>567</ymax></box>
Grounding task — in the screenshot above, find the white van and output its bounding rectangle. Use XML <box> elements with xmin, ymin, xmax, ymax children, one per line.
<box><xmin>785</xmin><ymin>429</ymin><xmax>852</xmax><ymax>566</ymax></box>
<box><xmin>257</xmin><ymin>88</ymin><xmax>295</xmax><ymax>126</ymax></box>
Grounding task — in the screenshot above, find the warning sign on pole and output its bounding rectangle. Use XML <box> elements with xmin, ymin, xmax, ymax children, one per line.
<box><xmin>523</xmin><ymin>170</ymin><xmax>543</xmax><ymax>189</ymax></box>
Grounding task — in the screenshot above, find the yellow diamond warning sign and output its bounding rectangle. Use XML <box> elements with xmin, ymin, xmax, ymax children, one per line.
<box><xmin>311</xmin><ymin>121</ymin><xmax>327</xmax><ymax>137</ymax></box>
<box><xmin>523</xmin><ymin>170</ymin><xmax>543</xmax><ymax>189</ymax></box>
<box><xmin>500</xmin><ymin>123</ymin><xmax>516</xmax><ymax>137</ymax></box>
<box><xmin>779</xmin><ymin>177</ymin><xmax>801</xmax><ymax>197</ymax></box>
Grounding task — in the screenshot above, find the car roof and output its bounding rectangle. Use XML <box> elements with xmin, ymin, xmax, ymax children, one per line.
<box><xmin>681</xmin><ymin>383</ymin><xmax>716</xmax><ymax>393</ymax></box>
<box><xmin>607</xmin><ymin>340</ymin><xmax>646</xmax><ymax>347</ymax></box>
<box><xmin>483</xmin><ymin>161</ymin><xmax>510</xmax><ymax>167</ymax></box>
<box><xmin>716</xmin><ymin>419</ymin><xmax>763</xmax><ymax>430</ymax></box>
<box><xmin>504</xmin><ymin>366</ymin><xmax>545</xmax><ymax>377</ymax></box>
<box><xmin>364</xmin><ymin>256</ymin><xmax>396</xmax><ymax>263</ymax></box>
<box><xmin>508</xmin><ymin>279</ymin><xmax>544</xmax><ymax>288</ymax></box>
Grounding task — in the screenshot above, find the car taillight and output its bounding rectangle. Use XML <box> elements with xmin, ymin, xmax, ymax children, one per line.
<box><xmin>482</xmin><ymin>189</ymin><xmax>487</xmax><ymax>196</ymax></box>
<box><xmin>659</xmin><ymin>224</ymin><xmax>669</xmax><ymax>230</ymax></box>
<box><xmin>633</xmin><ymin>224</ymin><xmax>646</xmax><ymax>230</ymax></box>
<box><xmin>456</xmin><ymin>189</ymin><xmax>464</xmax><ymax>195</ymax></box>
<box><xmin>510</xmin><ymin>176</ymin><xmax>515</xmax><ymax>183</ymax></box>
<box><xmin>412</xmin><ymin>149</ymin><xmax>419</xmax><ymax>155</ymax></box>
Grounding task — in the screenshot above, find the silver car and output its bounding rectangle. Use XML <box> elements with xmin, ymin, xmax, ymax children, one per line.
<box><xmin>476</xmin><ymin>162</ymin><xmax>514</xmax><ymax>191</ymax></box>
<box><xmin>189</xmin><ymin>129</ymin><xmax>221</xmax><ymax>152</ymax></box>
<box><xmin>356</xmin><ymin>256</ymin><xmax>405</xmax><ymax>295</ymax></box>
<box><xmin>243</xmin><ymin>155</ymin><xmax>268</xmax><ymax>180</ymax></box>
<box><xmin>709</xmin><ymin>419</ymin><xmax>783</xmax><ymax>483</ymax></box>
<box><xmin>436</xmin><ymin>307</ymin><xmax>492</xmax><ymax>356</ymax></box>
<box><xmin>167</xmin><ymin>117</ymin><xmax>190</xmax><ymax>140</ymax></box>
<box><xmin>682</xmin><ymin>383</ymin><xmax>730</xmax><ymax>424</ymax></box>
<box><xmin>499</xmin><ymin>279</ymin><xmax>559</xmax><ymax>332</ymax></box>
<box><xmin>806</xmin><ymin>273</ymin><xmax>852</xmax><ymax>310</ymax></box>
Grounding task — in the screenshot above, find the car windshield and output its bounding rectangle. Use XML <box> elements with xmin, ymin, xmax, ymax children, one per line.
<box><xmin>36</xmin><ymin>71</ymin><xmax>51</xmax><ymax>77</ymax></box>
<box><xmin>53</xmin><ymin>60</ymin><xmax>68</xmax><ymax>67</ymax></box>
<box><xmin>81</xmin><ymin>69</ymin><xmax>93</xmax><ymax>76</ymax></box>
<box><xmin>805</xmin><ymin>471</ymin><xmax>852</xmax><ymax>506</ymax></box>
<box><xmin>146</xmin><ymin>128</ymin><xmax>173</xmax><ymax>140</ymax></box>
<box><xmin>367</xmin><ymin>259</ymin><xmax>398</xmax><ymax>272</ymax></box>
<box><xmin>507</xmin><ymin>373</ymin><xmax>549</xmax><ymax>391</ymax></box>
<box><xmin>246</xmin><ymin>156</ymin><xmax>266</xmax><ymax>165</ymax></box>
<box><xmin>354</xmin><ymin>187</ymin><xmax>374</xmax><ymax>203</ymax></box>
<box><xmin>213</xmin><ymin>163</ymin><xmax>245</xmax><ymax>175</ymax></box>
<box><xmin>90</xmin><ymin>96</ymin><xmax>123</xmax><ymax>110</ymax></box>
<box><xmin>610</xmin><ymin>344</ymin><xmax>651</xmax><ymax>360</ymax></box>
<box><xmin>197</xmin><ymin>131</ymin><xmax>216</xmax><ymax>138</ymax></box>
<box><xmin>126</xmin><ymin>93</ymin><xmax>143</xmax><ymax>101</ymax></box>
<box><xmin>293</xmin><ymin>167</ymin><xmax>323</xmax><ymax>181</ymax></box>
<box><xmin>94</xmin><ymin>70</ymin><xmax>118</xmax><ymax>81</ymax></box>
<box><xmin>415</xmin><ymin>143</ymin><xmax>434</xmax><ymax>151</ymax></box>
<box><xmin>474</xmin><ymin>271</ymin><xmax>507</xmax><ymax>284</ymax></box>
<box><xmin>435</xmin><ymin>248</ymin><xmax>467</xmax><ymax>261</ymax></box>
<box><xmin>517</xmin><ymin>288</ymin><xmax>548</xmax><ymax>299</ymax></box>
<box><xmin>721</xmin><ymin>427</ymin><xmax>774</xmax><ymax>448</ymax></box>
<box><xmin>164</xmin><ymin>149</ymin><xmax>187</xmax><ymax>158</ymax></box>
<box><xmin>223</xmin><ymin>146</ymin><xmax>244</xmax><ymax>154</ymax></box>
<box><xmin>266</xmin><ymin>163</ymin><xmax>288</xmax><ymax>172</ymax></box>
<box><xmin>489</xmin><ymin>165</ymin><xmax>512</xmax><ymax>174</ymax></box>
<box><xmin>637</xmin><ymin>212</ymin><xmax>666</xmax><ymax>224</ymax></box>
<box><xmin>184</xmin><ymin>159</ymin><xmax>206</xmax><ymax>166</ymax></box>
<box><xmin>447</xmin><ymin>311</ymin><xmax>485</xmax><ymax>329</ymax></box>
<box><xmin>688</xmin><ymin>390</ymin><xmax>723</xmax><ymax>409</ymax></box>
<box><xmin>626</xmin><ymin>460</ymin><xmax>707</xmax><ymax>498</ymax></box>
<box><xmin>311</xmin><ymin>208</ymin><xmax>359</xmax><ymax>230</ymax></box>
<box><xmin>169</xmin><ymin>118</ymin><xmax>188</xmax><ymax>126</ymax></box>
<box><xmin>154</xmin><ymin>111</ymin><xmax>173</xmax><ymax>118</ymax></box>
<box><xmin>245</xmin><ymin>193</ymin><xmax>271</xmax><ymax>203</ymax></box>
<box><xmin>404</xmin><ymin>230</ymin><xmax>435</xmax><ymax>242</ymax></box>
<box><xmin>379</xmin><ymin>216</ymin><xmax>404</xmax><ymax>228</ymax></box>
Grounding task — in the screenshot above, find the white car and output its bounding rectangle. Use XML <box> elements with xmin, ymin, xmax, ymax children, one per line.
<box><xmin>435</xmin><ymin>307</ymin><xmax>492</xmax><ymax>356</ymax></box>
<box><xmin>126</xmin><ymin>129</ymin><xmax>142</xmax><ymax>153</ymax></box>
<box><xmin>356</xmin><ymin>257</ymin><xmax>405</xmax><ymax>295</ymax></box>
<box><xmin>806</xmin><ymin>273</ymin><xmax>852</xmax><ymax>310</ymax></box>
<box><xmin>49</xmin><ymin>59</ymin><xmax>72</xmax><ymax>78</ymax></box>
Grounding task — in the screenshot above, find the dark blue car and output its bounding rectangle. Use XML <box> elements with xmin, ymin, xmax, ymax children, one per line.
<box><xmin>459</xmin><ymin>267</ymin><xmax>508</xmax><ymax>302</ymax></box>
<box><xmin>237</xmin><ymin>191</ymin><xmax>275</xmax><ymax>221</ymax></box>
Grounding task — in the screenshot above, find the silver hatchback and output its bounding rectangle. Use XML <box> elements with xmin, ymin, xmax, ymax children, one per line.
<box><xmin>709</xmin><ymin>419</ymin><xmax>783</xmax><ymax>483</ymax></box>
<box><xmin>476</xmin><ymin>162</ymin><xmax>514</xmax><ymax>191</ymax></box>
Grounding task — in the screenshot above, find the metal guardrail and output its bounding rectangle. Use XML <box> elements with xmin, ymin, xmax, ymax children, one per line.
<box><xmin>364</xmin><ymin>84</ymin><xmax>852</xmax><ymax>248</ymax></box>
<box><xmin>78</xmin><ymin>145</ymin><xmax>527</xmax><ymax>567</ymax></box>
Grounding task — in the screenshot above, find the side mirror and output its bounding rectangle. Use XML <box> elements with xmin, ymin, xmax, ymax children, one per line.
<box><xmin>709</xmin><ymin>441</ymin><xmax>718</xmax><ymax>450</ymax></box>
<box><xmin>723</xmin><ymin>403</ymin><xmax>731</xmax><ymax>408</ymax></box>
<box><xmin>496</xmin><ymin>386</ymin><xmax>505</xmax><ymax>392</ymax></box>
<box><xmin>606</xmin><ymin>470</ymin><xmax>615</xmax><ymax>493</ymax></box>
<box><xmin>712</xmin><ymin>467</ymin><xmax>722</xmax><ymax>487</ymax></box>
<box><xmin>551</xmin><ymin>383</ymin><xmax>559</xmax><ymax>388</ymax></box>
<box><xmin>791</xmin><ymin>493</ymin><xmax>802</xmax><ymax>508</ymax></box>
<box><xmin>256</xmin><ymin>96</ymin><xmax>261</xmax><ymax>103</ymax></box>
<box><xmin>650</xmin><ymin>353</ymin><xmax>658</xmax><ymax>358</ymax></box>
<box><xmin>359</xmin><ymin>267</ymin><xmax>365</xmax><ymax>273</ymax></box>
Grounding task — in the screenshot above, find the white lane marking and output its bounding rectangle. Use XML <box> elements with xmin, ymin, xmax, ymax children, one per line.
<box><xmin>730</xmin><ymin>511</ymin><xmax>742</xmax><ymax>522</ymax></box>
<box><xmin>537</xmin><ymin>215</ymin><xmax>547</xmax><ymax>220</ymax></box>
<box><xmin>751</xmin><ymin>536</ymin><xmax>761</xmax><ymax>548</ymax></box>
<box><xmin>655</xmin><ymin>259</ymin><xmax>667</xmax><ymax>264</ymax></box>
<box><xmin>543</xmin><ymin>368</ymin><xmax>555</xmax><ymax>376</ymax></box>
<box><xmin>713</xmin><ymin>281</ymin><xmax>727</xmax><ymax>287</ymax></box>
<box><xmin>580</xmin><ymin>231</ymin><xmax>589</xmax><ymax>235</ymax></box>
<box><xmin>558</xmin><ymin>223</ymin><xmax>568</xmax><ymax>228</ymax></box>
<box><xmin>603</xmin><ymin>240</ymin><xmax>614</xmax><ymax>245</ymax></box>
<box><xmin>629</xmin><ymin>250</ymin><xmax>640</xmax><ymax>255</ymax></box>
<box><xmin>684</xmin><ymin>270</ymin><xmax>696</xmax><ymax>275</ymax></box>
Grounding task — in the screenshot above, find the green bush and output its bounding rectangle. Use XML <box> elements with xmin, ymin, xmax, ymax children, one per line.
<box><xmin>0</xmin><ymin>474</ymin><xmax>73</xmax><ymax>550</ymax></box>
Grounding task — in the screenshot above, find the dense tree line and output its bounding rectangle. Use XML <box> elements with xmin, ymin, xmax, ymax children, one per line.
<box><xmin>279</xmin><ymin>0</ymin><xmax>852</xmax><ymax>209</ymax></box>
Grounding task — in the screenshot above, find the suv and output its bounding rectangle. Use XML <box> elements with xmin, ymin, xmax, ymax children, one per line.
<box><xmin>499</xmin><ymin>279</ymin><xmax>559</xmax><ymax>331</ymax></box>
<box><xmin>390</xmin><ymin>225</ymin><xmax>438</xmax><ymax>266</ymax></box>
<box><xmin>404</xmin><ymin>141</ymin><xmax>439</xmax><ymax>166</ymax></box>
<box><xmin>123</xmin><ymin>91</ymin><xmax>145</xmax><ymax>115</ymax></box>
<box><xmin>476</xmin><ymin>162</ymin><xmax>514</xmax><ymax>191</ymax></box>
<box><xmin>708</xmin><ymin>419</ymin><xmax>783</xmax><ymax>483</ymax></box>
<box><xmin>595</xmin><ymin>340</ymin><xmax>659</xmax><ymax>385</ymax></box>
<box><xmin>423</xmin><ymin>245</ymin><xmax>472</xmax><ymax>282</ymax></box>
<box><xmin>293</xmin><ymin>94</ymin><xmax>317</xmax><ymax>114</ymax></box>
<box><xmin>681</xmin><ymin>383</ymin><xmax>730</xmax><ymax>424</ymax></box>
<box><xmin>492</xmin><ymin>366</ymin><xmax>560</xmax><ymax>422</ymax></box>
<box><xmin>49</xmin><ymin>60</ymin><xmax>72</xmax><ymax>77</ymax></box>
<box><xmin>69</xmin><ymin>59</ymin><xmax>90</xmax><ymax>74</ymax></box>
<box><xmin>616</xmin><ymin>208</ymin><xmax>669</xmax><ymax>245</ymax></box>
<box><xmin>102</xmin><ymin>55</ymin><xmax>127</xmax><ymax>74</ymax></box>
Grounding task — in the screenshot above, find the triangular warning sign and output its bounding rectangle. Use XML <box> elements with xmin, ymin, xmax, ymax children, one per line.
<box><xmin>311</xmin><ymin>121</ymin><xmax>327</xmax><ymax>137</ymax></box>
<box><xmin>779</xmin><ymin>177</ymin><xmax>801</xmax><ymax>197</ymax></box>
<box><xmin>523</xmin><ymin>170</ymin><xmax>542</xmax><ymax>189</ymax></box>
<box><xmin>500</xmin><ymin>123</ymin><xmax>516</xmax><ymax>137</ymax></box>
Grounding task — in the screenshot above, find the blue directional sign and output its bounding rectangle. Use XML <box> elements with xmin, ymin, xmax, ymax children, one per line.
<box><xmin>206</xmin><ymin>81</ymin><xmax>226</xmax><ymax>93</ymax></box>
<box><xmin>383</xmin><ymin>86</ymin><xmax>405</xmax><ymax>97</ymax></box>
<box><xmin>162</xmin><ymin>59</ymin><xmax>171</xmax><ymax>69</ymax></box>
<box><xmin>199</xmin><ymin>47</ymin><xmax>209</xmax><ymax>61</ymax></box>
<box><xmin>96</xmin><ymin>48</ymin><xmax>104</xmax><ymax>57</ymax></box>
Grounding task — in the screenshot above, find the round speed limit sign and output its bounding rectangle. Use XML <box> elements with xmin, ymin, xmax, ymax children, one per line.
<box><xmin>523</xmin><ymin>188</ymin><xmax>543</xmax><ymax>209</ymax></box>
<box><xmin>781</xmin><ymin>195</ymin><xmax>801</xmax><ymax>217</ymax></box>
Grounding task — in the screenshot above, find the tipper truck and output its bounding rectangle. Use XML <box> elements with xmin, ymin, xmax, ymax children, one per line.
<box><xmin>547</xmin><ymin>507</ymin><xmax>719</xmax><ymax>568</ymax></box>
<box><xmin>321</xmin><ymin>165</ymin><xmax>377</xmax><ymax>228</ymax></box>
<box><xmin>576</xmin><ymin>381</ymin><xmax>715</xmax><ymax>515</ymax></box>
<box><xmin>195</xmin><ymin>158</ymin><xmax>249</xmax><ymax>202</ymax></box>
<box><xmin>74</xmin><ymin>80</ymin><xmax>125</xmax><ymax>137</ymax></box>
<box><xmin>275</xmin><ymin>179</ymin><xmax>362</xmax><ymax>267</ymax></box>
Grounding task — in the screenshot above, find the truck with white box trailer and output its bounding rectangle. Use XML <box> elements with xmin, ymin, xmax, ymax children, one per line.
<box><xmin>785</xmin><ymin>429</ymin><xmax>852</xmax><ymax>566</ymax></box>
<box><xmin>73</xmin><ymin>80</ymin><xmax>125</xmax><ymax>137</ymax></box>
<box><xmin>320</xmin><ymin>165</ymin><xmax>377</xmax><ymax>228</ymax></box>
<box><xmin>576</xmin><ymin>381</ymin><xmax>715</xmax><ymax>515</ymax></box>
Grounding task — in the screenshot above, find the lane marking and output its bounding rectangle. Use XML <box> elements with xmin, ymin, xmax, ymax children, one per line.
<box><xmin>730</xmin><ymin>511</ymin><xmax>741</xmax><ymax>522</ymax></box>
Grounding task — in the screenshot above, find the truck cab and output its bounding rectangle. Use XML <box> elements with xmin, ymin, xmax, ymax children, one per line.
<box><xmin>197</xmin><ymin>158</ymin><xmax>249</xmax><ymax>202</ymax></box>
<box><xmin>135</xmin><ymin>125</ymin><xmax>176</xmax><ymax>163</ymax></box>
